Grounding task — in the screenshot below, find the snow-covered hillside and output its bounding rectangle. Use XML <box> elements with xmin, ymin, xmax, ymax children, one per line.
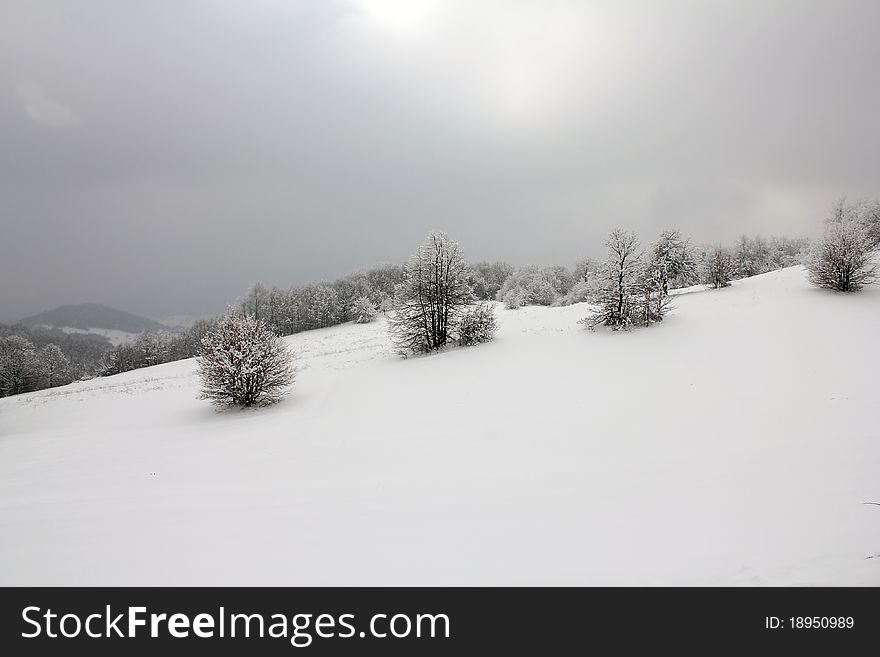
<box><xmin>40</xmin><ymin>325</ymin><xmax>138</xmax><ymax>346</ymax></box>
<box><xmin>1</xmin><ymin>265</ymin><xmax>878</xmax><ymax>585</ymax></box>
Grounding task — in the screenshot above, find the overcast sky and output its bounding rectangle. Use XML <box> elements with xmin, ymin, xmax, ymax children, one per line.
<box><xmin>1</xmin><ymin>0</ymin><xmax>878</xmax><ymax>322</ymax></box>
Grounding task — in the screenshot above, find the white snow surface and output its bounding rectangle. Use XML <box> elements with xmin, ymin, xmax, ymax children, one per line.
<box><xmin>2</xmin><ymin>265</ymin><xmax>879</xmax><ymax>586</ymax></box>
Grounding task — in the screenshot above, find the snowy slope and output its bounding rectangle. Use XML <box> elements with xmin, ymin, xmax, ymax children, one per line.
<box><xmin>1</xmin><ymin>266</ymin><xmax>879</xmax><ymax>586</ymax></box>
<box><xmin>44</xmin><ymin>325</ymin><xmax>138</xmax><ymax>346</ymax></box>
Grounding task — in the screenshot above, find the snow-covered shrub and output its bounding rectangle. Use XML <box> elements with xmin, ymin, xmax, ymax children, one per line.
<box><xmin>558</xmin><ymin>280</ymin><xmax>597</xmax><ymax>306</ymax></box>
<box><xmin>806</xmin><ymin>218</ymin><xmax>877</xmax><ymax>292</ymax></box>
<box><xmin>497</xmin><ymin>266</ymin><xmax>558</xmax><ymax>306</ymax></box>
<box><xmin>703</xmin><ymin>245</ymin><xmax>733</xmax><ymax>289</ymax></box>
<box><xmin>351</xmin><ymin>296</ymin><xmax>378</xmax><ymax>323</ymax></box>
<box><xmin>389</xmin><ymin>230</ymin><xmax>473</xmax><ymax>354</ymax></box>
<box><xmin>457</xmin><ymin>302</ymin><xmax>497</xmax><ymax>346</ymax></box>
<box><xmin>503</xmin><ymin>288</ymin><xmax>527</xmax><ymax>309</ymax></box>
<box><xmin>198</xmin><ymin>314</ymin><xmax>294</xmax><ymax>407</ymax></box>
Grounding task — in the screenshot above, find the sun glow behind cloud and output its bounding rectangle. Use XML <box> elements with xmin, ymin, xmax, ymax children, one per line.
<box><xmin>344</xmin><ymin>0</ymin><xmax>629</xmax><ymax>131</ymax></box>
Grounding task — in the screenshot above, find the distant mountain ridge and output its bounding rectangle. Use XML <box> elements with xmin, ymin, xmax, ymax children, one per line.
<box><xmin>18</xmin><ymin>303</ymin><xmax>164</xmax><ymax>333</ymax></box>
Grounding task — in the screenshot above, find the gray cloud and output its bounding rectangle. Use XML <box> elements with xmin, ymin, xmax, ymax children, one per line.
<box><xmin>1</xmin><ymin>0</ymin><xmax>879</xmax><ymax>322</ymax></box>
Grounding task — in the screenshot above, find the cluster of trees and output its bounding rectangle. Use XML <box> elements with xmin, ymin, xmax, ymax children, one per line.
<box><xmin>468</xmin><ymin>261</ymin><xmax>515</xmax><ymax>300</ymax></box>
<box><xmin>8</xmin><ymin>194</ymin><xmax>874</xmax><ymax>401</ymax></box>
<box><xmin>237</xmin><ymin>264</ymin><xmax>404</xmax><ymax>336</ymax></box>
<box><xmin>0</xmin><ymin>322</ymin><xmax>118</xmax><ymax>397</ymax></box>
<box><xmin>729</xmin><ymin>234</ymin><xmax>810</xmax><ymax>279</ymax></box>
<box><xmin>0</xmin><ymin>336</ymin><xmax>75</xmax><ymax>397</ymax></box>
<box><xmin>98</xmin><ymin>319</ymin><xmax>219</xmax><ymax>376</ymax></box>
<box><xmin>497</xmin><ymin>265</ymin><xmax>575</xmax><ymax>308</ymax></box>
<box><xmin>198</xmin><ymin>231</ymin><xmax>497</xmax><ymax>407</ymax></box>
<box><xmin>583</xmin><ymin>229</ymin><xmax>696</xmax><ymax>330</ymax></box>
<box><xmin>0</xmin><ymin>323</ymin><xmax>110</xmax><ymax>376</ymax></box>
<box><xmin>90</xmin><ymin>264</ymin><xmax>403</xmax><ymax>384</ymax></box>
<box><xmin>489</xmin><ymin>232</ymin><xmax>807</xmax><ymax>314</ymax></box>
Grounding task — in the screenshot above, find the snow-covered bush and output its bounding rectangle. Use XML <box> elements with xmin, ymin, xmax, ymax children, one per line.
<box><xmin>351</xmin><ymin>296</ymin><xmax>378</xmax><ymax>323</ymax></box>
<box><xmin>806</xmin><ymin>218</ymin><xmax>877</xmax><ymax>292</ymax></box>
<box><xmin>497</xmin><ymin>266</ymin><xmax>558</xmax><ymax>306</ymax></box>
<box><xmin>558</xmin><ymin>279</ymin><xmax>597</xmax><ymax>306</ymax></box>
<box><xmin>198</xmin><ymin>314</ymin><xmax>294</xmax><ymax>407</ymax></box>
<box><xmin>389</xmin><ymin>230</ymin><xmax>473</xmax><ymax>354</ymax></box>
<box><xmin>503</xmin><ymin>288</ymin><xmax>527</xmax><ymax>309</ymax></box>
<box><xmin>457</xmin><ymin>302</ymin><xmax>497</xmax><ymax>346</ymax></box>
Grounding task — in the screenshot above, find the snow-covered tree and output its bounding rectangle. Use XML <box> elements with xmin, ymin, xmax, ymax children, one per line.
<box><xmin>388</xmin><ymin>230</ymin><xmax>473</xmax><ymax>354</ymax></box>
<box><xmin>37</xmin><ymin>343</ymin><xmax>73</xmax><ymax>388</ymax></box>
<box><xmin>363</xmin><ymin>263</ymin><xmax>405</xmax><ymax>306</ymax></box>
<box><xmin>703</xmin><ymin>245</ymin><xmax>733</xmax><ymax>289</ymax></box>
<box><xmin>457</xmin><ymin>302</ymin><xmax>497</xmax><ymax>346</ymax></box>
<box><xmin>648</xmin><ymin>230</ymin><xmax>699</xmax><ymax>294</ymax></box>
<box><xmin>543</xmin><ymin>265</ymin><xmax>576</xmax><ymax>296</ymax></box>
<box><xmin>502</xmin><ymin>288</ymin><xmax>527</xmax><ymax>309</ymax></box>
<box><xmin>806</xmin><ymin>217</ymin><xmax>877</xmax><ymax>292</ymax></box>
<box><xmin>558</xmin><ymin>279</ymin><xmax>597</xmax><ymax>306</ymax></box>
<box><xmin>582</xmin><ymin>229</ymin><xmax>643</xmax><ymax>330</ymax></box>
<box><xmin>240</xmin><ymin>282</ymin><xmax>269</xmax><ymax>322</ymax></box>
<box><xmin>309</xmin><ymin>284</ymin><xmax>341</xmax><ymax>328</ymax></box>
<box><xmin>573</xmin><ymin>257</ymin><xmax>597</xmax><ymax>284</ymax></box>
<box><xmin>825</xmin><ymin>196</ymin><xmax>880</xmax><ymax>250</ymax></box>
<box><xmin>633</xmin><ymin>264</ymin><xmax>673</xmax><ymax>327</ymax></box>
<box><xmin>132</xmin><ymin>332</ymin><xmax>169</xmax><ymax>368</ymax></box>
<box><xmin>850</xmin><ymin>198</ymin><xmax>880</xmax><ymax>248</ymax></box>
<box><xmin>351</xmin><ymin>296</ymin><xmax>378</xmax><ymax>323</ymax></box>
<box><xmin>0</xmin><ymin>335</ymin><xmax>40</xmax><ymax>396</ymax></box>
<box><xmin>198</xmin><ymin>314</ymin><xmax>294</xmax><ymax>407</ymax></box>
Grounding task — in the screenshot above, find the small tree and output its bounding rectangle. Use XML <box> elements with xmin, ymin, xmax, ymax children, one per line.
<box><xmin>351</xmin><ymin>296</ymin><xmax>378</xmax><ymax>323</ymax></box>
<box><xmin>634</xmin><ymin>265</ymin><xmax>673</xmax><ymax>327</ymax></box>
<box><xmin>198</xmin><ymin>314</ymin><xmax>294</xmax><ymax>407</ymax></box>
<box><xmin>648</xmin><ymin>230</ymin><xmax>699</xmax><ymax>294</ymax></box>
<box><xmin>502</xmin><ymin>288</ymin><xmax>527</xmax><ymax>309</ymax></box>
<box><xmin>240</xmin><ymin>281</ymin><xmax>269</xmax><ymax>322</ymax></box>
<box><xmin>388</xmin><ymin>230</ymin><xmax>473</xmax><ymax>354</ymax></box>
<box><xmin>806</xmin><ymin>218</ymin><xmax>877</xmax><ymax>292</ymax></box>
<box><xmin>583</xmin><ymin>229</ymin><xmax>642</xmax><ymax>330</ymax></box>
<box><xmin>457</xmin><ymin>302</ymin><xmax>497</xmax><ymax>346</ymax></box>
<box><xmin>703</xmin><ymin>245</ymin><xmax>733</xmax><ymax>289</ymax></box>
<box><xmin>573</xmin><ymin>257</ymin><xmax>597</xmax><ymax>284</ymax></box>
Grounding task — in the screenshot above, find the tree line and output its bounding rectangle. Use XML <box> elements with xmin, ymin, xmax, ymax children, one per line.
<box><xmin>3</xmin><ymin>195</ymin><xmax>876</xmax><ymax>400</ymax></box>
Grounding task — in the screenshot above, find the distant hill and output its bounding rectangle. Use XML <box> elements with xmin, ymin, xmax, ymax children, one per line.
<box><xmin>18</xmin><ymin>303</ymin><xmax>165</xmax><ymax>334</ymax></box>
